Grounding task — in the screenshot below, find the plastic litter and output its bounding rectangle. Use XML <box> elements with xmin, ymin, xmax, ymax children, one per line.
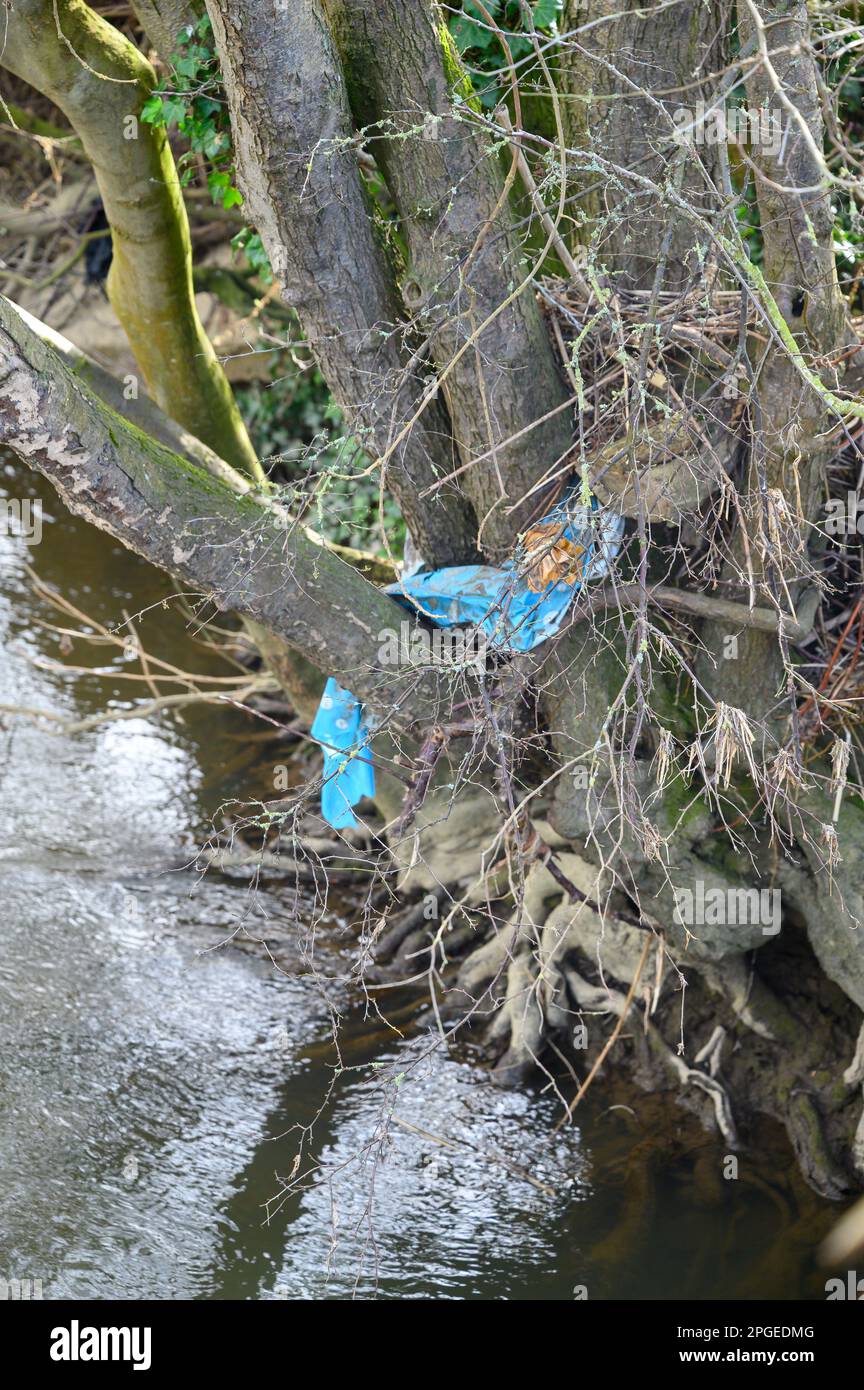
<box><xmin>311</xmin><ymin>489</ymin><xmax>625</xmax><ymax>829</ymax></box>
<box><xmin>310</xmin><ymin>677</ymin><xmax>377</xmax><ymax>831</ymax></box>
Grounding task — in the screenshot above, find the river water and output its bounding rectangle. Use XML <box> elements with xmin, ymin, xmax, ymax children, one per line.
<box><xmin>0</xmin><ymin>463</ymin><xmax>840</xmax><ymax>1300</ymax></box>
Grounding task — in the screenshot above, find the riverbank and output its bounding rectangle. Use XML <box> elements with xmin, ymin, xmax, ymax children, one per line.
<box><xmin>0</xmin><ymin>463</ymin><xmax>843</xmax><ymax>1299</ymax></box>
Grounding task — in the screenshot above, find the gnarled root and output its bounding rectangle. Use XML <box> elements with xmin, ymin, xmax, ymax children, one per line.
<box><xmin>564</xmin><ymin>966</ymin><xmax>738</xmax><ymax>1147</ymax></box>
<box><xmin>439</xmin><ymin>835</ymin><xmax>861</xmax><ymax>1194</ymax></box>
<box><xmin>361</xmin><ymin>767</ymin><xmax>864</xmax><ymax>1196</ymax></box>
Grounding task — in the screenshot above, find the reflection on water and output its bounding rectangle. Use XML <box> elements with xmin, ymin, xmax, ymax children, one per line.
<box><xmin>0</xmin><ymin>463</ymin><xmax>839</xmax><ymax>1300</ymax></box>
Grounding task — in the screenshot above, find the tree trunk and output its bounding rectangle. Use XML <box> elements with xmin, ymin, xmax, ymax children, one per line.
<box><xmin>0</xmin><ymin>0</ymin><xmax>262</xmax><ymax>481</ymax></box>
<box><xmin>205</xmin><ymin>0</ymin><xmax>478</xmax><ymax>566</ymax></box>
<box><xmin>562</xmin><ymin>0</ymin><xmax>725</xmax><ymax>286</ymax></box>
<box><xmin>131</xmin><ymin>0</ymin><xmax>200</xmax><ymax>63</ymax></box>
<box><xmin>324</xmin><ymin>0</ymin><xmax>575</xmax><ymax>557</ymax></box>
<box><xmin>0</xmin><ymin>297</ymin><xmax>448</xmax><ymax>728</ymax></box>
<box><xmin>696</xmin><ymin>1</ymin><xmax>849</xmax><ymax>722</ymax></box>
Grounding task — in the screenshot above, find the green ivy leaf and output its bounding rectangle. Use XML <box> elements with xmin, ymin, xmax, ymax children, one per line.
<box><xmin>139</xmin><ymin>95</ymin><xmax>164</xmax><ymax>125</ymax></box>
<box><xmin>532</xmin><ymin>0</ymin><xmax>561</xmax><ymax>27</ymax></box>
<box><xmin>174</xmin><ymin>55</ymin><xmax>199</xmax><ymax>79</ymax></box>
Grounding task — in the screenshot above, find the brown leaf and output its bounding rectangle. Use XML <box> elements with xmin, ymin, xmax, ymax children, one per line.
<box><xmin>522</xmin><ymin>523</ymin><xmax>586</xmax><ymax>593</ymax></box>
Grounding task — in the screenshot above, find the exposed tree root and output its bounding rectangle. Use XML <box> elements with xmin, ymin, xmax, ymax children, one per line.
<box><xmin>369</xmin><ymin>804</ymin><xmax>864</xmax><ymax>1198</ymax></box>
<box><xmin>564</xmin><ymin>966</ymin><xmax>738</xmax><ymax>1147</ymax></box>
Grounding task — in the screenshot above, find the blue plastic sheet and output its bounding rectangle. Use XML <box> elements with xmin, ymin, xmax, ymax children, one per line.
<box><xmin>309</xmin><ymin>677</ymin><xmax>377</xmax><ymax>831</ymax></box>
<box><xmin>311</xmin><ymin>490</ymin><xmax>624</xmax><ymax>829</ymax></box>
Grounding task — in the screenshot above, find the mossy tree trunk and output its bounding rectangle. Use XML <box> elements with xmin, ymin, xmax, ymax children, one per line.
<box><xmin>1</xmin><ymin>0</ymin><xmax>263</xmax><ymax>482</ymax></box>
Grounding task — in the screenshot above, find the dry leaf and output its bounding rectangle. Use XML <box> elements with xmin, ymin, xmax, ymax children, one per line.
<box><xmin>522</xmin><ymin>522</ymin><xmax>586</xmax><ymax>593</ymax></box>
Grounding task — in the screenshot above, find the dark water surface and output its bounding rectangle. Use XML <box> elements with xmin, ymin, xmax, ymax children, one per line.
<box><xmin>0</xmin><ymin>464</ymin><xmax>840</xmax><ymax>1300</ymax></box>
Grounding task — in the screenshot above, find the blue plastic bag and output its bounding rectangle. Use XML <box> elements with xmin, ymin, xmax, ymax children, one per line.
<box><xmin>311</xmin><ymin>490</ymin><xmax>624</xmax><ymax>828</ymax></box>
<box><xmin>309</xmin><ymin>677</ymin><xmax>377</xmax><ymax>830</ymax></box>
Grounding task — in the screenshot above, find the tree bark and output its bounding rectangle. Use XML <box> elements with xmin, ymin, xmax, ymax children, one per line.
<box><xmin>696</xmin><ymin>1</ymin><xmax>848</xmax><ymax>721</ymax></box>
<box><xmin>562</xmin><ymin>0</ymin><xmax>725</xmax><ymax>287</ymax></box>
<box><xmin>0</xmin><ymin>0</ymin><xmax>262</xmax><ymax>481</ymax></box>
<box><xmin>5</xmin><ymin>1</ymin><xmax>863</xmax><ymax>1197</ymax></box>
<box><xmin>324</xmin><ymin>0</ymin><xmax>575</xmax><ymax>557</ymax></box>
<box><xmin>205</xmin><ymin>0</ymin><xmax>478</xmax><ymax>566</ymax></box>
<box><xmin>0</xmin><ymin>295</ymin><xmax>447</xmax><ymax>727</ymax></box>
<box><xmin>131</xmin><ymin>0</ymin><xmax>200</xmax><ymax>63</ymax></box>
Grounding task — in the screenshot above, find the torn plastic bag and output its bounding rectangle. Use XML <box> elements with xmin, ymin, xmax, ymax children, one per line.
<box><xmin>311</xmin><ymin>491</ymin><xmax>624</xmax><ymax>829</ymax></box>
<box><xmin>310</xmin><ymin>677</ymin><xmax>377</xmax><ymax>831</ymax></box>
<box><xmin>387</xmin><ymin>499</ymin><xmax>625</xmax><ymax>654</ymax></box>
